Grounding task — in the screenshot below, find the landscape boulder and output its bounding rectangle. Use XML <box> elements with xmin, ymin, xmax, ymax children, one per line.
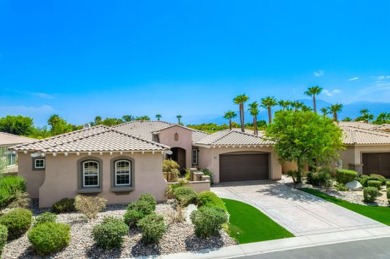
<box><xmin>346</xmin><ymin>180</ymin><xmax>363</xmax><ymax>191</ymax></box>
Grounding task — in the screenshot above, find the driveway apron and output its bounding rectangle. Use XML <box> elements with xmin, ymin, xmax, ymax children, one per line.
<box><xmin>212</xmin><ymin>181</ymin><xmax>385</xmax><ymax>236</ymax></box>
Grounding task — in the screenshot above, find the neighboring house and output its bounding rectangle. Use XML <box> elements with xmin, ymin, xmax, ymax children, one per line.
<box><xmin>11</xmin><ymin>126</ymin><xmax>170</xmax><ymax>208</ymax></box>
<box><xmin>0</xmin><ymin>132</ymin><xmax>35</xmax><ymax>173</ymax></box>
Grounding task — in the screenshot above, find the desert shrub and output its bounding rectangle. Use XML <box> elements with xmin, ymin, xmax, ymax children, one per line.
<box><xmin>197</xmin><ymin>191</ymin><xmax>227</xmax><ymax>212</ymax></box>
<box><xmin>387</xmin><ymin>188</ymin><xmax>390</xmax><ymax>205</ymax></box>
<box><xmin>124</xmin><ymin>200</ymin><xmax>155</xmax><ymax>228</ymax></box>
<box><xmin>368</xmin><ymin>174</ymin><xmax>386</xmax><ymax>185</ymax></box>
<box><xmin>336</xmin><ymin>169</ymin><xmax>358</xmax><ymax>184</ymax></box>
<box><xmin>185</xmin><ymin>168</ymin><xmax>191</xmax><ymax>181</ymax></box>
<box><xmin>137</xmin><ymin>213</ymin><xmax>166</xmax><ymax>244</ymax></box>
<box><xmin>386</xmin><ymin>181</ymin><xmax>390</xmax><ymax>188</ymax></box>
<box><xmin>51</xmin><ymin>198</ymin><xmax>76</xmax><ymax>214</ymax></box>
<box><xmin>138</xmin><ymin>193</ymin><xmax>156</xmax><ymax>210</ymax></box>
<box><xmin>0</xmin><ymin>224</ymin><xmax>7</xmax><ymax>256</ymax></box>
<box><xmin>92</xmin><ymin>216</ymin><xmax>128</xmax><ymax>249</ymax></box>
<box><xmin>363</xmin><ymin>187</ymin><xmax>379</xmax><ymax>203</ymax></box>
<box><xmin>0</xmin><ymin>175</ymin><xmax>26</xmax><ymax>208</ymax></box>
<box><xmin>163</xmin><ymin>159</ymin><xmax>180</xmax><ymax>182</ymax></box>
<box><xmin>173</xmin><ymin>187</ymin><xmax>198</xmax><ymax>206</ymax></box>
<box><xmin>74</xmin><ymin>195</ymin><xmax>107</xmax><ymax>220</ymax></box>
<box><xmin>190</xmin><ymin>206</ymin><xmax>228</xmax><ymax>238</ymax></box>
<box><xmin>358</xmin><ymin>175</ymin><xmax>370</xmax><ymax>187</ymax></box>
<box><xmin>202</xmin><ymin>169</ymin><xmax>215</xmax><ymax>185</ymax></box>
<box><xmin>28</xmin><ymin>222</ymin><xmax>70</xmax><ymax>255</ymax></box>
<box><xmin>34</xmin><ymin>212</ymin><xmax>57</xmax><ymax>226</ymax></box>
<box><xmin>307</xmin><ymin>171</ymin><xmax>332</xmax><ymax>187</ymax></box>
<box><xmin>7</xmin><ymin>191</ymin><xmax>30</xmax><ymax>209</ymax></box>
<box><xmin>0</xmin><ymin>208</ymin><xmax>32</xmax><ymax>240</ymax></box>
<box><xmin>367</xmin><ymin>180</ymin><xmax>382</xmax><ymax>190</ymax></box>
<box><xmin>335</xmin><ymin>183</ymin><xmax>348</xmax><ymax>191</ymax></box>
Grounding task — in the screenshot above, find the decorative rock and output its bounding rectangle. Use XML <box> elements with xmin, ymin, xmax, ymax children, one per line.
<box><xmin>346</xmin><ymin>180</ymin><xmax>363</xmax><ymax>191</ymax></box>
<box><xmin>184</xmin><ymin>204</ymin><xmax>197</xmax><ymax>223</ymax></box>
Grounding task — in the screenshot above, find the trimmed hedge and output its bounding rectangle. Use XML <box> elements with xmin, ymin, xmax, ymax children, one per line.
<box><xmin>0</xmin><ymin>224</ymin><xmax>7</xmax><ymax>257</ymax></box>
<box><xmin>336</xmin><ymin>169</ymin><xmax>358</xmax><ymax>184</ymax></box>
<box><xmin>92</xmin><ymin>216</ymin><xmax>128</xmax><ymax>249</ymax></box>
<box><xmin>363</xmin><ymin>187</ymin><xmax>379</xmax><ymax>203</ymax></box>
<box><xmin>386</xmin><ymin>181</ymin><xmax>390</xmax><ymax>188</ymax></box>
<box><xmin>367</xmin><ymin>180</ymin><xmax>382</xmax><ymax>190</ymax></box>
<box><xmin>358</xmin><ymin>175</ymin><xmax>370</xmax><ymax>187</ymax></box>
<box><xmin>51</xmin><ymin>198</ymin><xmax>76</xmax><ymax>214</ymax></box>
<box><xmin>0</xmin><ymin>176</ymin><xmax>26</xmax><ymax>208</ymax></box>
<box><xmin>307</xmin><ymin>172</ymin><xmax>332</xmax><ymax>187</ymax></box>
<box><xmin>369</xmin><ymin>174</ymin><xmax>386</xmax><ymax>185</ymax></box>
<box><xmin>137</xmin><ymin>213</ymin><xmax>166</xmax><ymax>244</ymax></box>
<box><xmin>0</xmin><ymin>208</ymin><xmax>32</xmax><ymax>240</ymax></box>
<box><xmin>173</xmin><ymin>187</ymin><xmax>198</xmax><ymax>206</ymax></box>
<box><xmin>34</xmin><ymin>212</ymin><xmax>57</xmax><ymax>226</ymax></box>
<box><xmin>191</xmin><ymin>206</ymin><xmax>228</xmax><ymax>238</ymax></box>
<box><xmin>197</xmin><ymin>191</ymin><xmax>227</xmax><ymax>213</ymax></box>
<box><xmin>28</xmin><ymin>222</ymin><xmax>70</xmax><ymax>255</ymax></box>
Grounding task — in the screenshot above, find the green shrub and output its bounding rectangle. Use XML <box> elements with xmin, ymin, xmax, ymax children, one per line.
<box><xmin>74</xmin><ymin>195</ymin><xmax>107</xmax><ymax>220</ymax></box>
<box><xmin>0</xmin><ymin>176</ymin><xmax>26</xmax><ymax>208</ymax></box>
<box><xmin>336</xmin><ymin>169</ymin><xmax>358</xmax><ymax>184</ymax></box>
<box><xmin>202</xmin><ymin>169</ymin><xmax>214</xmax><ymax>185</ymax></box>
<box><xmin>173</xmin><ymin>187</ymin><xmax>198</xmax><ymax>206</ymax></box>
<box><xmin>358</xmin><ymin>175</ymin><xmax>370</xmax><ymax>187</ymax></box>
<box><xmin>197</xmin><ymin>191</ymin><xmax>227</xmax><ymax>212</ymax></box>
<box><xmin>7</xmin><ymin>191</ymin><xmax>30</xmax><ymax>209</ymax></box>
<box><xmin>34</xmin><ymin>212</ymin><xmax>57</xmax><ymax>226</ymax></box>
<box><xmin>363</xmin><ymin>187</ymin><xmax>379</xmax><ymax>203</ymax></box>
<box><xmin>386</xmin><ymin>181</ymin><xmax>390</xmax><ymax>188</ymax></box>
<box><xmin>387</xmin><ymin>188</ymin><xmax>390</xmax><ymax>205</ymax></box>
<box><xmin>92</xmin><ymin>216</ymin><xmax>128</xmax><ymax>249</ymax></box>
<box><xmin>28</xmin><ymin>222</ymin><xmax>70</xmax><ymax>255</ymax></box>
<box><xmin>335</xmin><ymin>183</ymin><xmax>348</xmax><ymax>191</ymax></box>
<box><xmin>191</xmin><ymin>206</ymin><xmax>228</xmax><ymax>238</ymax></box>
<box><xmin>51</xmin><ymin>198</ymin><xmax>76</xmax><ymax>214</ymax></box>
<box><xmin>137</xmin><ymin>213</ymin><xmax>166</xmax><ymax>244</ymax></box>
<box><xmin>369</xmin><ymin>174</ymin><xmax>386</xmax><ymax>185</ymax></box>
<box><xmin>138</xmin><ymin>193</ymin><xmax>156</xmax><ymax>210</ymax></box>
<box><xmin>367</xmin><ymin>180</ymin><xmax>382</xmax><ymax>190</ymax></box>
<box><xmin>0</xmin><ymin>224</ymin><xmax>7</xmax><ymax>256</ymax></box>
<box><xmin>124</xmin><ymin>200</ymin><xmax>155</xmax><ymax>228</ymax></box>
<box><xmin>0</xmin><ymin>208</ymin><xmax>32</xmax><ymax>240</ymax></box>
<box><xmin>307</xmin><ymin>171</ymin><xmax>332</xmax><ymax>187</ymax></box>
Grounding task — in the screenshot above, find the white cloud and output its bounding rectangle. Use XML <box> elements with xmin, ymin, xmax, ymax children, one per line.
<box><xmin>348</xmin><ymin>77</ymin><xmax>359</xmax><ymax>81</ymax></box>
<box><xmin>322</xmin><ymin>89</ymin><xmax>341</xmax><ymax>97</ymax></box>
<box><xmin>313</xmin><ymin>70</ymin><xmax>324</xmax><ymax>77</ymax></box>
<box><xmin>372</xmin><ymin>75</ymin><xmax>390</xmax><ymax>81</ymax></box>
<box><xmin>31</xmin><ymin>92</ymin><xmax>54</xmax><ymax>99</ymax></box>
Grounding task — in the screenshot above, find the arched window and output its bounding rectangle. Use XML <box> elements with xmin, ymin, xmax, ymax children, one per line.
<box><xmin>82</xmin><ymin>161</ymin><xmax>99</xmax><ymax>187</ymax></box>
<box><xmin>114</xmin><ymin>160</ymin><xmax>131</xmax><ymax>186</ymax></box>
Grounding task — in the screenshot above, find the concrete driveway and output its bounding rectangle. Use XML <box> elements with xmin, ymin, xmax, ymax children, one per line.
<box><xmin>212</xmin><ymin>181</ymin><xmax>385</xmax><ymax>236</ymax></box>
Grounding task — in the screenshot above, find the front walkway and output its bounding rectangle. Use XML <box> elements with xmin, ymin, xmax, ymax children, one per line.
<box><xmin>211</xmin><ymin>181</ymin><xmax>384</xmax><ymax>236</ymax></box>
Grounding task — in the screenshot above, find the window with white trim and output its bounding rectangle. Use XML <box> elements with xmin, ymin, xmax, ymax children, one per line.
<box><xmin>114</xmin><ymin>160</ymin><xmax>131</xmax><ymax>186</ymax></box>
<box><xmin>5</xmin><ymin>151</ymin><xmax>16</xmax><ymax>166</ymax></box>
<box><xmin>192</xmin><ymin>149</ymin><xmax>198</xmax><ymax>165</ymax></box>
<box><xmin>83</xmin><ymin>161</ymin><xmax>99</xmax><ymax>187</ymax></box>
<box><xmin>34</xmin><ymin>158</ymin><xmax>45</xmax><ymax>169</ymax></box>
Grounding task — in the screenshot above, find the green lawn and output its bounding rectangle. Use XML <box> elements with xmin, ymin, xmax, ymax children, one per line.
<box><xmin>222</xmin><ymin>198</ymin><xmax>294</xmax><ymax>244</ymax></box>
<box><xmin>300</xmin><ymin>188</ymin><xmax>390</xmax><ymax>225</ymax></box>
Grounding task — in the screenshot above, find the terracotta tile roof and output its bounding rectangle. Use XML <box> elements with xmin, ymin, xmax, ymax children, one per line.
<box><xmin>0</xmin><ymin>132</ymin><xmax>35</xmax><ymax>146</ymax></box>
<box><xmin>340</xmin><ymin>126</ymin><xmax>390</xmax><ymax>145</ymax></box>
<box><xmin>114</xmin><ymin>121</ymin><xmax>209</xmax><ymax>143</ymax></box>
<box><xmin>338</xmin><ymin>121</ymin><xmax>377</xmax><ymax>130</ymax></box>
<box><xmin>10</xmin><ymin>126</ymin><xmax>170</xmax><ymax>153</ymax></box>
<box><xmin>195</xmin><ymin>130</ymin><xmax>274</xmax><ymax>147</ymax></box>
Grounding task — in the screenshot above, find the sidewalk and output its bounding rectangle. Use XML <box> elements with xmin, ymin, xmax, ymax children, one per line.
<box><xmin>159</xmin><ymin>226</ymin><xmax>390</xmax><ymax>259</ymax></box>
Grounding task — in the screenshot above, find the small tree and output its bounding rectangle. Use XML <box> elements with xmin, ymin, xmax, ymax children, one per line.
<box><xmin>223</xmin><ymin>111</ymin><xmax>237</xmax><ymax>130</ymax></box>
<box><xmin>266</xmin><ymin>110</ymin><xmax>344</xmax><ymax>183</ymax></box>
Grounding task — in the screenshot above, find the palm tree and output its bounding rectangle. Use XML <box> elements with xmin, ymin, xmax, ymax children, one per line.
<box><xmin>278</xmin><ymin>100</ymin><xmax>291</xmax><ymax>111</ymax></box>
<box><xmin>248</xmin><ymin>102</ymin><xmax>260</xmax><ymax>135</ymax></box>
<box><xmin>122</xmin><ymin>115</ymin><xmax>133</xmax><ymax>122</ymax></box>
<box><xmin>291</xmin><ymin>100</ymin><xmax>304</xmax><ymax>111</ymax></box>
<box><xmin>356</xmin><ymin>108</ymin><xmax>374</xmax><ymax>122</ymax></box>
<box><xmin>233</xmin><ymin>94</ymin><xmax>249</xmax><ymax>132</ymax></box>
<box><xmin>304</xmin><ymin>86</ymin><xmax>323</xmax><ymax>113</ymax></box>
<box><xmin>261</xmin><ymin>96</ymin><xmax>277</xmax><ymax>124</ymax></box>
<box><xmin>374</xmin><ymin>112</ymin><xmax>389</xmax><ymax>124</ymax></box>
<box><xmin>176</xmin><ymin>115</ymin><xmax>182</xmax><ymax>124</ymax></box>
<box><xmin>155</xmin><ymin>114</ymin><xmax>162</xmax><ymax>121</ymax></box>
<box><xmin>320</xmin><ymin>107</ymin><xmax>329</xmax><ymax>118</ymax></box>
<box><xmin>223</xmin><ymin>110</ymin><xmax>237</xmax><ymax>130</ymax></box>
<box><xmin>329</xmin><ymin>103</ymin><xmax>343</xmax><ymax>122</ymax></box>
<box><xmin>94</xmin><ymin>116</ymin><xmax>102</xmax><ymax>125</ymax></box>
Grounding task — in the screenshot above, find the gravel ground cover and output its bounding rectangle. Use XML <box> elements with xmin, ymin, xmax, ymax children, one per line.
<box><xmin>2</xmin><ymin>201</ymin><xmax>236</xmax><ymax>259</ymax></box>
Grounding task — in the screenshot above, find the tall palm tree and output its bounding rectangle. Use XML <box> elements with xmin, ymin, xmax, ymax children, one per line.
<box><xmin>291</xmin><ymin>100</ymin><xmax>304</xmax><ymax>111</ymax></box>
<box><xmin>356</xmin><ymin>108</ymin><xmax>374</xmax><ymax>122</ymax></box>
<box><xmin>223</xmin><ymin>110</ymin><xmax>237</xmax><ymax>130</ymax></box>
<box><xmin>248</xmin><ymin>102</ymin><xmax>260</xmax><ymax>135</ymax></box>
<box><xmin>320</xmin><ymin>107</ymin><xmax>329</xmax><ymax>118</ymax></box>
<box><xmin>374</xmin><ymin>112</ymin><xmax>388</xmax><ymax>124</ymax></box>
<box><xmin>155</xmin><ymin>114</ymin><xmax>162</xmax><ymax>121</ymax></box>
<box><xmin>233</xmin><ymin>94</ymin><xmax>249</xmax><ymax>132</ymax></box>
<box><xmin>261</xmin><ymin>96</ymin><xmax>277</xmax><ymax>124</ymax></box>
<box><xmin>278</xmin><ymin>100</ymin><xmax>289</xmax><ymax>111</ymax></box>
<box><xmin>122</xmin><ymin>115</ymin><xmax>133</xmax><ymax>122</ymax></box>
<box><xmin>176</xmin><ymin>115</ymin><xmax>182</xmax><ymax>124</ymax></box>
<box><xmin>329</xmin><ymin>103</ymin><xmax>343</xmax><ymax>122</ymax></box>
<box><xmin>304</xmin><ymin>86</ymin><xmax>323</xmax><ymax>113</ymax></box>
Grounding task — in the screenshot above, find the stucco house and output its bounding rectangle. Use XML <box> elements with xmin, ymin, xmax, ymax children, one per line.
<box><xmin>0</xmin><ymin>132</ymin><xmax>34</xmax><ymax>173</ymax></box>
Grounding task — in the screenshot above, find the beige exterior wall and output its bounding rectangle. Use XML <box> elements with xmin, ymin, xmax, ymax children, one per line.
<box><xmin>18</xmin><ymin>152</ymin><xmax>167</xmax><ymax>208</ymax></box>
<box><xmin>340</xmin><ymin>145</ymin><xmax>390</xmax><ymax>173</ymax></box>
<box><xmin>158</xmin><ymin>126</ymin><xmax>193</xmax><ymax>169</ymax></box>
<box><xmin>197</xmin><ymin>146</ymin><xmax>282</xmax><ymax>183</ymax></box>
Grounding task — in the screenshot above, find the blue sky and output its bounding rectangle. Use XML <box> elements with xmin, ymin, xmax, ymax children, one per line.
<box><xmin>1</xmin><ymin>0</ymin><xmax>389</xmax><ymax>126</ymax></box>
